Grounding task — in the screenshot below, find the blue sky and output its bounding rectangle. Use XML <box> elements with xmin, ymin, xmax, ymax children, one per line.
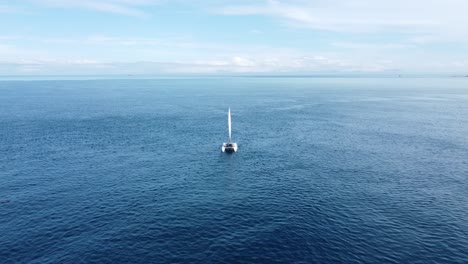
<box><xmin>1</xmin><ymin>0</ymin><xmax>468</xmax><ymax>75</ymax></box>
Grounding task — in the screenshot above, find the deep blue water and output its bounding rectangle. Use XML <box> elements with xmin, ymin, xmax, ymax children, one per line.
<box><xmin>1</xmin><ymin>77</ymin><xmax>468</xmax><ymax>263</ymax></box>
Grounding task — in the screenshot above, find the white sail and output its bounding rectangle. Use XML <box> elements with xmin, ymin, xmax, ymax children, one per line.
<box><xmin>222</xmin><ymin>107</ymin><xmax>238</xmax><ymax>153</ymax></box>
<box><xmin>228</xmin><ymin>107</ymin><xmax>232</xmax><ymax>142</ymax></box>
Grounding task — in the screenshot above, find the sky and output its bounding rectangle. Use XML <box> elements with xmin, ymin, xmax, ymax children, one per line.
<box><xmin>1</xmin><ymin>0</ymin><xmax>468</xmax><ymax>75</ymax></box>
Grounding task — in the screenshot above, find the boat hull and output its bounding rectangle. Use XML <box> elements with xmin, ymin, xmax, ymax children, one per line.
<box><xmin>222</xmin><ymin>142</ymin><xmax>238</xmax><ymax>153</ymax></box>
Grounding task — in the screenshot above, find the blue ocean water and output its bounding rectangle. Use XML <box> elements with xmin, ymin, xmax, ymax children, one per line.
<box><xmin>1</xmin><ymin>77</ymin><xmax>468</xmax><ymax>263</ymax></box>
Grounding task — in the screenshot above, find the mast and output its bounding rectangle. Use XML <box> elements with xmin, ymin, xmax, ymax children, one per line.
<box><xmin>228</xmin><ymin>107</ymin><xmax>232</xmax><ymax>142</ymax></box>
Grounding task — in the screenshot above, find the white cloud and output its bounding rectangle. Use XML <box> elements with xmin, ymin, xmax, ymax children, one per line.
<box><xmin>33</xmin><ymin>0</ymin><xmax>160</xmax><ymax>17</ymax></box>
<box><xmin>407</xmin><ymin>35</ymin><xmax>440</xmax><ymax>44</ymax></box>
<box><xmin>215</xmin><ymin>0</ymin><xmax>468</xmax><ymax>40</ymax></box>
<box><xmin>331</xmin><ymin>42</ymin><xmax>412</xmax><ymax>50</ymax></box>
<box><xmin>0</xmin><ymin>53</ymin><xmax>397</xmax><ymax>75</ymax></box>
<box><xmin>82</xmin><ymin>35</ymin><xmax>194</xmax><ymax>47</ymax></box>
<box><xmin>0</xmin><ymin>44</ymin><xmax>18</xmax><ymax>54</ymax></box>
<box><xmin>232</xmin><ymin>56</ymin><xmax>255</xmax><ymax>67</ymax></box>
<box><xmin>0</xmin><ymin>34</ymin><xmax>461</xmax><ymax>74</ymax></box>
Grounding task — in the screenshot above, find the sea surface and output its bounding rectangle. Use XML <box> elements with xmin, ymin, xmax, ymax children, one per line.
<box><xmin>1</xmin><ymin>77</ymin><xmax>468</xmax><ymax>263</ymax></box>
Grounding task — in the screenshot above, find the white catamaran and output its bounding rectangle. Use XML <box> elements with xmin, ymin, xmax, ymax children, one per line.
<box><xmin>222</xmin><ymin>107</ymin><xmax>238</xmax><ymax>153</ymax></box>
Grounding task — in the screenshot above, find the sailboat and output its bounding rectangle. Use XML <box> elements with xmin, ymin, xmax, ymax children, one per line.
<box><xmin>222</xmin><ymin>107</ymin><xmax>238</xmax><ymax>153</ymax></box>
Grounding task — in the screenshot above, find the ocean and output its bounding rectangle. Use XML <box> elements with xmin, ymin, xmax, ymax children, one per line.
<box><xmin>1</xmin><ymin>77</ymin><xmax>468</xmax><ymax>263</ymax></box>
